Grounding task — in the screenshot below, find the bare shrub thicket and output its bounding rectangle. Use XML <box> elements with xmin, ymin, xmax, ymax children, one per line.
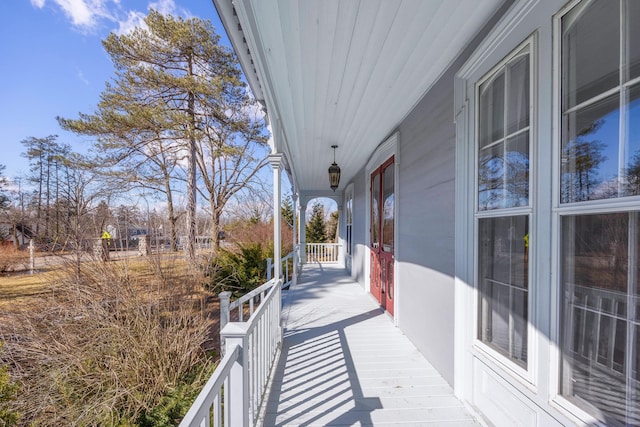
<box><xmin>0</xmin><ymin>246</ymin><xmax>28</xmax><ymax>274</ymax></box>
<box><xmin>0</xmin><ymin>257</ymin><xmax>216</xmax><ymax>426</ymax></box>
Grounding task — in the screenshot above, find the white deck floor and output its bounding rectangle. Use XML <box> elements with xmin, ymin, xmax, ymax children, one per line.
<box><xmin>263</xmin><ymin>263</ymin><xmax>480</xmax><ymax>427</ymax></box>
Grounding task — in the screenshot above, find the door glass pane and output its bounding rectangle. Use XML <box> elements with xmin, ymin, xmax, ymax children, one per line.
<box><xmin>561</xmin><ymin>94</ymin><xmax>620</xmax><ymax>203</ymax></box>
<box><xmin>478</xmin><ymin>215</ymin><xmax>528</xmax><ymax>366</ymax></box>
<box><xmin>479</xmin><ymin>71</ymin><xmax>505</xmax><ymax>148</ymax></box>
<box><xmin>382</xmin><ymin>163</ymin><xmax>394</xmax><ymax>253</ymax></box>
<box><xmin>388</xmin><ymin>261</ymin><xmax>394</xmax><ymax>300</ymax></box>
<box><xmin>371</xmin><ymin>252</ymin><xmax>379</xmax><ymax>289</ymax></box>
<box><xmin>628</xmin><ymin>0</ymin><xmax>640</xmax><ymax>81</ymax></box>
<box><xmin>560</xmin><ymin>213</ymin><xmax>629</xmax><ymax>425</ymax></box>
<box><xmin>371</xmin><ymin>174</ymin><xmax>380</xmax><ymax>247</ymax></box>
<box><xmin>507</xmin><ymin>54</ymin><xmax>530</xmax><ymax>134</ymax></box>
<box><xmin>625</xmin><ymin>85</ymin><xmax>640</xmax><ymax>195</ymax></box>
<box><xmin>562</xmin><ymin>0</ymin><xmax>620</xmax><ymax>110</ymax></box>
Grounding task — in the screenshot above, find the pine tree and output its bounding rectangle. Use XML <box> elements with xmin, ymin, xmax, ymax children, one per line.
<box><xmin>306</xmin><ymin>202</ymin><xmax>327</xmax><ymax>243</ymax></box>
<box><xmin>281</xmin><ymin>195</ymin><xmax>294</xmax><ymax>228</ymax></box>
<box><xmin>58</xmin><ymin>10</ymin><xmax>267</xmax><ymax>259</ymax></box>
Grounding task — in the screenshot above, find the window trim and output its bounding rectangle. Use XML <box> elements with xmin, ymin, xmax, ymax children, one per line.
<box><xmin>472</xmin><ymin>35</ymin><xmax>537</xmax><ymax>383</ymax></box>
<box><xmin>344</xmin><ymin>183</ymin><xmax>354</xmax><ymax>272</ymax></box>
<box><xmin>364</xmin><ymin>131</ymin><xmax>399</xmax><ymax>324</ymax></box>
<box><xmin>550</xmin><ymin>1</ymin><xmax>640</xmax><ymax>423</ymax></box>
<box><xmin>453</xmin><ymin>0</ymin><xmax>568</xmax><ymax>412</ymax></box>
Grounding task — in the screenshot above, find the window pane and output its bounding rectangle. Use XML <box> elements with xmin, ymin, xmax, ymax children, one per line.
<box><xmin>560</xmin><ymin>213</ymin><xmax>629</xmax><ymax>425</ymax></box>
<box><xmin>479</xmin><ymin>142</ymin><xmax>505</xmax><ymax>210</ymax></box>
<box><xmin>562</xmin><ymin>0</ymin><xmax>620</xmax><ymax>110</ymax></box>
<box><xmin>479</xmin><ymin>71</ymin><xmax>505</xmax><ymax>148</ymax></box>
<box><xmin>625</xmin><ymin>85</ymin><xmax>640</xmax><ymax>195</ymax></box>
<box><xmin>628</xmin><ymin>0</ymin><xmax>640</xmax><ymax>81</ymax></box>
<box><xmin>382</xmin><ymin>163</ymin><xmax>394</xmax><ymax>252</ymax></box>
<box><xmin>633</xmin><ymin>325</ymin><xmax>640</xmax><ymax>425</ymax></box>
<box><xmin>478</xmin><ymin>134</ymin><xmax>530</xmax><ymax>210</ymax></box>
<box><xmin>505</xmin><ymin>133</ymin><xmax>529</xmax><ymax>207</ymax></box>
<box><xmin>507</xmin><ymin>54</ymin><xmax>530</xmax><ymax>134</ymax></box>
<box><xmin>561</xmin><ymin>94</ymin><xmax>620</xmax><ymax>203</ymax></box>
<box><xmin>478</xmin><ymin>216</ymin><xmax>528</xmax><ymax>366</ymax></box>
<box><xmin>478</xmin><ymin>51</ymin><xmax>530</xmax><ymax>211</ymax></box>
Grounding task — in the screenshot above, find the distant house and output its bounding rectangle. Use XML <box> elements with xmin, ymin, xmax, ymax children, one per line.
<box><xmin>0</xmin><ymin>223</ymin><xmax>34</xmax><ymax>248</ymax></box>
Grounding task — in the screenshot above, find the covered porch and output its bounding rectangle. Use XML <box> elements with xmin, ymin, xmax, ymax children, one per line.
<box><xmin>263</xmin><ymin>263</ymin><xmax>479</xmax><ymax>426</ymax></box>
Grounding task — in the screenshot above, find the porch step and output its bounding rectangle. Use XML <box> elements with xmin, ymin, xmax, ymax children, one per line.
<box><xmin>264</xmin><ymin>264</ymin><xmax>479</xmax><ymax>427</ymax></box>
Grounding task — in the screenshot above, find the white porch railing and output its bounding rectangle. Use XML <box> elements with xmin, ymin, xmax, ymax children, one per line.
<box><xmin>306</xmin><ymin>242</ymin><xmax>340</xmax><ymax>263</ymax></box>
<box><xmin>266</xmin><ymin>246</ymin><xmax>300</xmax><ymax>288</ymax></box>
<box><xmin>180</xmin><ymin>278</ymin><xmax>282</xmax><ymax>427</ymax></box>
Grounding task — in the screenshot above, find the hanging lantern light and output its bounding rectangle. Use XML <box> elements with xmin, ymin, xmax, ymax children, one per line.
<box><xmin>328</xmin><ymin>145</ymin><xmax>341</xmax><ymax>191</ymax></box>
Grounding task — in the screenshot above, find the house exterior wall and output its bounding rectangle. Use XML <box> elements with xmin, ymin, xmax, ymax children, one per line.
<box><xmin>394</xmin><ymin>62</ymin><xmax>458</xmax><ymax>384</ymax></box>
<box><xmin>342</xmin><ymin>0</ymin><xmax>514</xmax><ymax>388</ymax></box>
<box><xmin>350</xmin><ymin>165</ymin><xmax>368</xmax><ymax>288</ymax></box>
<box><xmin>452</xmin><ymin>0</ymin><xmax>639</xmax><ymax>425</ymax></box>
<box><xmin>338</xmin><ymin>1</ymin><xmax>635</xmax><ymax>424</ymax></box>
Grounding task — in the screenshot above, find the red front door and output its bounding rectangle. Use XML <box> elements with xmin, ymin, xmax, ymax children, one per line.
<box><xmin>370</xmin><ymin>157</ymin><xmax>395</xmax><ymax>315</ymax></box>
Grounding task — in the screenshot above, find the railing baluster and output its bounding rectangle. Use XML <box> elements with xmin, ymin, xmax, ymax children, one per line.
<box><xmin>181</xmin><ymin>277</ymin><xmax>283</xmax><ymax>427</ymax></box>
<box><xmin>303</xmin><ymin>243</ymin><xmax>341</xmax><ymax>264</ymax></box>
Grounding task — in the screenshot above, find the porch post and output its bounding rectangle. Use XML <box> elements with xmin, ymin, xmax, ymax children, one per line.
<box><xmin>292</xmin><ymin>193</ymin><xmax>298</xmax><ymax>285</ymax></box>
<box><xmin>221</xmin><ymin>323</ymin><xmax>250</xmax><ymax>427</ymax></box>
<box><xmin>299</xmin><ymin>203</ymin><xmax>306</xmax><ymax>264</ymax></box>
<box><xmin>269</xmin><ymin>154</ymin><xmax>284</xmax><ymax>280</ymax></box>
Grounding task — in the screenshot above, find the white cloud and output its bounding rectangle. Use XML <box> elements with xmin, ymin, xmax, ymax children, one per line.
<box><xmin>149</xmin><ymin>0</ymin><xmax>176</xmax><ymax>15</ymax></box>
<box><xmin>115</xmin><ymin>9</ymin><xmax>146</xmax><ymax>35</ymax></box>
<box><xmin>31</xmin><ymin>0</ymin><xmax>113</xmax><ymax>31</ymax></box>
<box><xmin>32</xmin><ymin>0</ymin><xmax>185</xmax><ymax>35</ymax></box>
<box><xmin>53</xmin><ymin>0</ymin><xmax>100</xmax><ymax>28</ymax></box>
<box><xmin>76</xmin><ymin>68</ymin><xmax>90</xmax><ymax>85</ymax></box>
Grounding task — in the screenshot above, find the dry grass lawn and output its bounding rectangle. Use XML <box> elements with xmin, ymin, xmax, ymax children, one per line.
<box><xmin>0</xmin><ymin>270</ymin><xmax>53</xmax><ymax>308</ymax></box>
<box><xmin>0</xmin><ymin>254</ymin><xmax>199</xmax><ymax>310</ymax></box>
<box><xmin>0</xmin><ymin>253</ymin><xmax>221</xmax><ymax>426</ymax></box>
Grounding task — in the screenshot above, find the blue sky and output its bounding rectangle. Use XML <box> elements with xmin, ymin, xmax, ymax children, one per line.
<box><xmin>0</xmin><ymin>0</ymin><xmax>230</xmax><ymax>182</ymax></box>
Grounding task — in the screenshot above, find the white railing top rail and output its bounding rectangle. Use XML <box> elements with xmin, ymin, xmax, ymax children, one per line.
<box><xmin>266</xmin><ymin>250</ymin><xmax>297</xmax><ymax>288</ymax></box>
<box><xmin>229</xmin><ymin>278</ymin><xmax>277</xmax><ymax>312</ymax></box>
<box><xmin>244</xmin><ymin>278</ymin><xmax>281</xmax><ymax>334</ymax></box>
<box><xmin>180</xmin><ymin>277</ymin><xmax>282</xmax><ymax>427</ymax></box>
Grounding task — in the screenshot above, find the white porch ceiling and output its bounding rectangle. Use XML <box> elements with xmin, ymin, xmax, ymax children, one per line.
<box><xmin>215</xmin><ymin>0</ymin><xmax>504</xmax><ymax>195</ymax></box>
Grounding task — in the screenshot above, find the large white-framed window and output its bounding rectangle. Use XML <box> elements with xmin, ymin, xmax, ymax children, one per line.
<box><xmin>475</xmin><ymin>39</ymin><xmax>533</xmax><ymax>371</ymax></box>
<box><xmin>346</xmin><ymin>187</ymin><xmax>353</xmax><ymax>257</ymax></box>
<box><xmin>556</xmin><ymin>1</ymin><xmax>640</xmax><ymax>425</ymax></box>
<box><xmin>345</xmin><ymin>184</ymin><xmax>354</xmax><ymax>273</ymax></box>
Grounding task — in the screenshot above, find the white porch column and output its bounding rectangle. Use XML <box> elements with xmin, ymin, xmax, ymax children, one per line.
<box><xmin>221</xmin><ymin>323</ymin><xmax>250</xmax><ymax>427</ymax></box>
<box><xmin>269</xmin><ymin>154</ymin><xmax>284</xmax><ymax>280</ymax></box>
<box><xmin>299</xmin><ymin>203</ymin><xmax>306</xmax><ymax>264</ymax></box>
<box><xmin>292</xmin><ymin>193</ymin><xmax>298</xmax><ymax>285</ymax></box>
